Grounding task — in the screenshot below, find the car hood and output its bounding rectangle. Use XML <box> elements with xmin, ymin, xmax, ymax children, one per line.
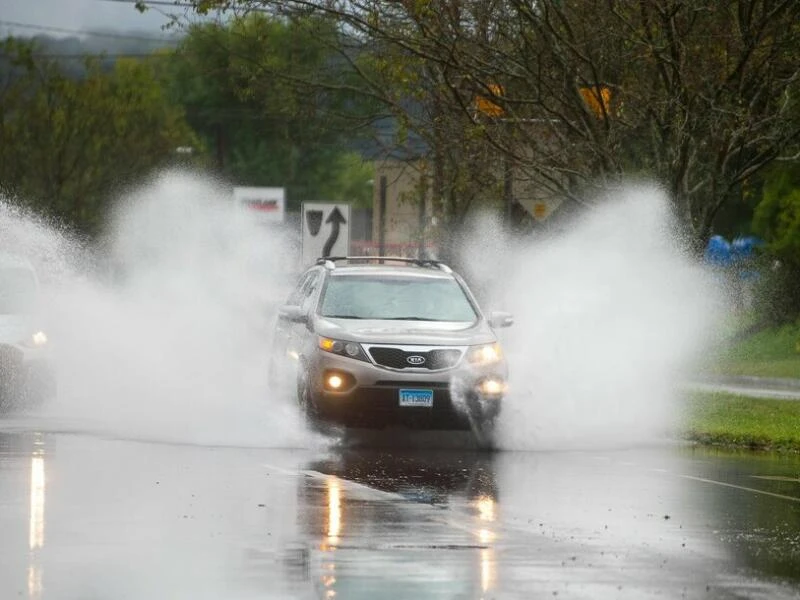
<box><xmin>314</xmin><ymin>317</ymin><xmax>496</xmax><ymax>346</ymax></box>
<box><xmin>0</xmin><ymin>314</ymin><xmax>36</xmax><ymax>344</ymax></box>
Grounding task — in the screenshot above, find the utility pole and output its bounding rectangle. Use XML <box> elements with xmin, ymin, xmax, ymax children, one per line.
<box><xmin>378</xmin><ymin>175</ymin><xmax>387</xmax><ymax>257</ymax></box>
<box><xmin>503</xmin><ymin>150</ymin><xmax>513</xmax><ymax>228</ymax></box>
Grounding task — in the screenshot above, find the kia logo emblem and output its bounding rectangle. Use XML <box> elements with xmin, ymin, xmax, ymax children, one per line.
<box><xmin>406</xmin><ymin>355</ymin><xmax>426</xmax><ymax>365</ymax></box>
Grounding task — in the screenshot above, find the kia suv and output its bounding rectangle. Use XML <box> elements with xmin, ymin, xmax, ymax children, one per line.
<box><xmin>269</xmin><ymin>257</ymin><xmax>512</xmax><ymax>437</ymax></box>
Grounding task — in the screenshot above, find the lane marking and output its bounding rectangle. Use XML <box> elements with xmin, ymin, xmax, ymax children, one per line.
<box><xmin>678</xmin><ymin>474</ymin><xmax>800</xmax><ymax>503</ymax></box>
<box><xmin>751</xmin><ymin>475</ymin><xmax>800</xmax><ymax>483</ymax></box>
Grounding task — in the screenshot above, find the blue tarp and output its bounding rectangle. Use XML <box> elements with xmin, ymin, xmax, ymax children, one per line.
<box><xmin>704</xmin><ymin>235</ymin><xmax>765</xmax><ymax>280</ymax></box>
<box><xmin>704</xmin><ymin>235</ymin><xmax>732</xmax><ymax>267</ymax></box>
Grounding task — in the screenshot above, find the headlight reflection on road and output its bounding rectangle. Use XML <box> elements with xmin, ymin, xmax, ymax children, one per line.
<box><xmin>476</xmin><ymin>496</ymin><xmax>495</xmax><ymax>522</ymax></box>
<box><xmin>29</xmin><ymin>454</ymin><xmax>45</xmax><ymax>550</ymax></box>
<box><xmin>320</xmin><ymin>478</ymin><xmax>343</xmax><ymax>599</ymax></box>
<box><xmin>28</xmin><ymin>439</ymin><xmax>46</xmax><ymax>600</ymax></box>
<box><xmin>480</xmin><ymin>547</ymin><xmax>495</xmax><ymax>595</ymax></box>
<box><xmin>326</xmin><ymin>477</ymin><xmax>342</xmax><ymax>544</ymax></box>
<box><xmin>474</xmin><ymin>495</ymin><xmax>497</xmax><ymax>596</ymax></box>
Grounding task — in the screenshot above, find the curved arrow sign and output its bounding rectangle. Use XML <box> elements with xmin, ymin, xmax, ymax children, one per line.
<box><xmin>301</xmin><ymin>203</ymin><xmax>351</xmax><ymax>266</ymax></box>
<box><xmin>322</xmin><ymin>207</ymin><xmax>347</xmax><ymax>257</ymax></box>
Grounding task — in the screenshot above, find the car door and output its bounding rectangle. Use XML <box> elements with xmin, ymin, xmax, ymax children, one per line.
<box><xmin>271</xmin><ymin>270</ymin><xmax>316</xmax><ymax>379</ymax></box>
<box><xmin>291</xmin><ymin>269</ymin><xmax>323</xmax><ymax>362</ymax></box>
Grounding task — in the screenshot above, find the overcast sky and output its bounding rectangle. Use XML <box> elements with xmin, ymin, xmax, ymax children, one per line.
<box><xmin>0</xmin><ymin>0</ymin><xmax>198</xmax><ymax>39</ymax></box>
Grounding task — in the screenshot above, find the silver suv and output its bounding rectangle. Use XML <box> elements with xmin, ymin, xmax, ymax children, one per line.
<box><xmin>270</xmin><ymin>257</ymin><xmax>512</xmax><ymax>435</ymax></box>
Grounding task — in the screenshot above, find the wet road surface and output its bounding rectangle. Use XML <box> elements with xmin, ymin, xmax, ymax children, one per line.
<box><xmin>1</xmin><ymin>419</ymin><xmax>800</xmax><ymax>599</ymax></box>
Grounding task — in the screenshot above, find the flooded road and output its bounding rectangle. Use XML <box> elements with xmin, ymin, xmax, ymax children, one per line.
<box><xmin>1</xmin><ymin>419</ymin><xmax>799</xmax><ymax>599</ymax></box>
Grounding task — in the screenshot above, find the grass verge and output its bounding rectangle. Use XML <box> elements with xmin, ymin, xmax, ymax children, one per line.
<box><xmin>683</xmin><ymin>391</ymin><xmax>800</xmax><ymax>452</ymax></box>
<box><xmin>705</xmin><ymin>318</ymin><xmax>800</xmax><ymax>379</ymax></box>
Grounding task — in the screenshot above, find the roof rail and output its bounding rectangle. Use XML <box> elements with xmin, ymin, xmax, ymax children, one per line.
<box><xmin>315</xmin><ymin>256</ymin><xmax>452</xmax><ymax>273</ymax></box>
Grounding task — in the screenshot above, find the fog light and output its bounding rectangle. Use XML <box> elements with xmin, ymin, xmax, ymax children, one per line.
<box><xmin>323</xmin><ymin>370</ymin><xmax>355</xmax><ymax>392</ymax></box>
<box><xmin>477</xmin><ymin>378</ymin><xmax>507</xmax><ymax>397</ymax></box>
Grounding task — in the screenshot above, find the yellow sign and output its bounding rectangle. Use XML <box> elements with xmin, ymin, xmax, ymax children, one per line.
<box><xmin>579</xmin><ymin>85</ymin><xmax>612</xmax><ymax>118</ymax></box>
<box><xmin>475</xmin><ymin>84</ymin><xmax>505</xmax><ymax>117</ymax></box>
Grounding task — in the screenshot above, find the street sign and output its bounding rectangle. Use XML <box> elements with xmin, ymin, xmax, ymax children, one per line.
<box><xmin>233</xmin><ymin>187</ymin><xmax>285</xmax><ymax>223</ymax></box>
<box><xmin>301</xmin><ymin>202</ymin><xmax>351</xmax><ymax>266</ymax></box>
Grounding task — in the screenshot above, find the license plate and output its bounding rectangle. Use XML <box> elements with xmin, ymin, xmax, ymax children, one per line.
<box><xmin>399</xmin><ymin>389</ymin><xmax>434</xmax><ymax>408</ymax></box>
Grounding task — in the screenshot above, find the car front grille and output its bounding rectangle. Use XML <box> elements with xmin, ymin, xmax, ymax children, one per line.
<box><xmin>367</xmin><ymin>346</ymin><xmax>463</xmax><ymax>371</ymax></box>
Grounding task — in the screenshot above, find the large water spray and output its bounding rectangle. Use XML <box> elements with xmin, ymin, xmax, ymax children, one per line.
<box><xmin>2</xmin><ymin>174</ymin><xmax>726</xmax><ymax>450</ymax></box>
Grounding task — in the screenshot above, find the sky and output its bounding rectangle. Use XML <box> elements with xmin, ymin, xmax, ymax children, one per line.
<box><xmin>0</xmin><ymin>0</ymin><xmax>199</xmax><ymax>41</ymax></box>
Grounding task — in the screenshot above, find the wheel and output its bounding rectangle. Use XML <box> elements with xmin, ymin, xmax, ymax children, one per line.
<box><xmin>464</xmin><ymin>393</ymin><xmax>499</xmax><ymax>451</ymax></box>
<box><xmin>296</xmin><ymin>366</ymin><xmax>327</xmax><ymax>434</ymax></box>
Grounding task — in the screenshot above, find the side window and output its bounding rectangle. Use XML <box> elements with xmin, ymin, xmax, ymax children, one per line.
<box><xmin>287</xmin><ymin>272</ymin><xmax>314</xmax><ymax>306</ymax></box>
<box><xmin>300</xmin><ymin>272</ymin><xmax>321</xmax><ymax>314</ymax></box>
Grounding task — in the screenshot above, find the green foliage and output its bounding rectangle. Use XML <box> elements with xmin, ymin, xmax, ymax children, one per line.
<box><xmin>0</xmin><ymin>37</ymin><xmax>201</xmax><ymax>235</ymax></box>
<box><xmin>180</xmin><ymin>0</ymin><xmax>800</xmax><ymax>242</ymax></box>
<box><xmin>754</xmin><ymin>165</ymin><xmax>800</xmax><ymax>265</ymax></box>
<box><xmin>709</xmin><ymin>319</ymin><xmax>800</xmax><ymax>378</ymax></box>
<box><xmin>164</xmin><ymin>14</ymin><xmax>376</xmax><ymax>211</ymax></box>
<box><xmin>752</xmin><ymin>164</ymin><xmax>800</xmax><ymax>321</ymax></box>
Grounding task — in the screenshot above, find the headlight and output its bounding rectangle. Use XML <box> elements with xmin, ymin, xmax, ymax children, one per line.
<box><xmin>477</xmin><ymin>377</ymin><xmax>507</xmax><ymax>397</ymax></box>
<box><xmin>21</xmin><ymin>331</ymin><xmax>48</xmax><ymax>348</ymax></box>
<box><xmin>318</xmin><ymin>337</ymin><xmax>369</xmax><ymax>362</ymax></box>
<box><xmin>466</xmin><ymin>342</ymin><xmax>503</xmax><ymax>366</ymax></box>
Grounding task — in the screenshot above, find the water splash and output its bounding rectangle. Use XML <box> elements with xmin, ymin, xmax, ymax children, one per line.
<box><xmin>459</xmin><ymin>183</ymin><xmax>728</xmax><ymax>451</ymax></box>
<box><xmin>2</xmin><ymin>175</ymin><xmax>726</xmax><ymax>451</ymax></box>
<box><xmin>2</xmin><ymin>171</ymin><xmax>312</xmax><ymax>448</ymax></box>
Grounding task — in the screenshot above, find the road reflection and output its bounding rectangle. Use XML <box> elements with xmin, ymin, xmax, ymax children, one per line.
<box><xmin>28</xmin><ymin>434</ymin><xmax>46</xmax><ymax>600</ymax></box>
<box><xmin>298</xmin><ymin>448</ymin><xmax>499</xmax><ymax>599</ymax></box>
<box><xmin>2</xmin><ymin>427</ymin><xmax>800</xmax><ymax>598</ymax></box>
<box><xmin>680</xmin><ymin>446</ymin><xmax>800</xmax><ymax>583</ymax></box>
<box><xmin>293</xmin><ymin>444</ymin><xmax>800</xmax><ymax>597</ymax></box>
<box><xmin>0</xmin><ymin>431</ymin><xmax>47</xmax><ymax>600</ymax></box>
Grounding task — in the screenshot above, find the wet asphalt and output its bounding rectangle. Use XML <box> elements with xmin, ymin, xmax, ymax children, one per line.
<box><xmin>1</xmin><ymin>420</ymin><xmax>800</xmax><ymax>600</ymax></box>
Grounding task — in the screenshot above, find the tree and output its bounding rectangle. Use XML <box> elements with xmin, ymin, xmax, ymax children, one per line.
<box><xmin>752</xmin><ymin>162</ymin><xmax>800</xmax><ymax>321</ymax></box>
<box><xmin>0</xmin><ymin>37</ymin><xmax>201</xmax><ymax>235</ymax></box>
<box><xmin>162</xmin><ymin>14</ymin><xmax>377</xmax><ymax>210</ymax></box>
<box><xmin>170</xmin><ymin>0</ymin><xmax>800</xmax><ymax>245</ymax></box>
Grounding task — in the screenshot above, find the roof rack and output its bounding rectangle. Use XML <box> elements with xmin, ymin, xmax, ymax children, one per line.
<box><xmin>315</xmin><ymin>256</ymin><xmax>452</xmax><ymax>274</ymax></box>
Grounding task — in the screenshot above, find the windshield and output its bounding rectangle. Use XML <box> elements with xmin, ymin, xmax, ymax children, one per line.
<box><xmin>320</xmin><ymin>275</ymin><xmax>477</xmax><ymax>322</ymax></box>
<box><xmin>0</xmin><ymin>268</ymin><xmax>37</xmax><ymax>314</ymax></box>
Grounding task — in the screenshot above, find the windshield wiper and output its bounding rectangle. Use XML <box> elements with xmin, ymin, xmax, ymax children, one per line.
<box><xmin>324</xmin><ymin>314</ymin><xmax>366</xmax><ymax>319</ymax></box>
<box><xmin>381</xmin><ymin>316</ymin><xmax>445</xmax><ymax>321</ymax></box>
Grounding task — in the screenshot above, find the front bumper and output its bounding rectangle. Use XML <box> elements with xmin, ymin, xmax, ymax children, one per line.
<box><xmin>307</xmin><ymin>352</ymin><xmax>505</xmax><ymax>430</ymax></box>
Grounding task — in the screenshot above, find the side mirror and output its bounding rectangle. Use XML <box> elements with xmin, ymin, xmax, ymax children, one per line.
<box><xmin>278</xmin><ymin>305</ymin><xmax>308</xmax><ymax>324</ymax></box>
<box><xmin>488</xmin><ymin>311</ymin><xmax>514</xmax><ymax>328</ymax></box>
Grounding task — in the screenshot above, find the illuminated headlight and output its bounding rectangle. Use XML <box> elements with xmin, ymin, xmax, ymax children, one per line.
<box><xmin>466</xmin><ymin>342</ymin><xmax>503</xmax><ymax>366</ymax></box>
<box><xmin>477</xmin><ymin>378</ymin><xmax>507</xmax><ymax>398</ymax></box>
<box><xmin>318</xmin><ymin>337</ymin><xmax>368</xmax><ymax>362</ymax></box>
<box><xmin>323</xmin><ymin>370</ymin><xmax>356</xmax><ymax>392</ymax></box>
<box><xmin>22</xmin><ymin>331</ymin><xmax>48</xmax><ymax>348</ymax></box>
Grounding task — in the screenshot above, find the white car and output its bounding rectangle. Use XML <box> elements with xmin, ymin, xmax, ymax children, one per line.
<box><xmin>0</xmin><ymin>254</ymin><xmax>55</xmax><ymax>411</ymax></box>
<box><xmin>271</xmin><ymin>256</ymin><xmax>512</xmax><ymax>437</ymax></box>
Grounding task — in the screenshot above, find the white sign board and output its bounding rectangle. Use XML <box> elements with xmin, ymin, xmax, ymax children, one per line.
<box><xmin>233</xmin><ymin>186</ymin><xmax>285</xmax><ymax>223</ymax></box>
<box><xmin>301</xmin><ymin>202</ymin><xmax>351</xmax><ymax>266</ymax></box>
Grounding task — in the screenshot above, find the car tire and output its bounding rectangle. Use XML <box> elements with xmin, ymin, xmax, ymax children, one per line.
<box><xmin>464</xmin><ymin>393</ymin><xmax>498</xmax><ymax>451</ymax></box>
<box><xmin>296</xmin><ymin>366</ymin><xmax>326</xmax><ymax>434</ymax></box>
